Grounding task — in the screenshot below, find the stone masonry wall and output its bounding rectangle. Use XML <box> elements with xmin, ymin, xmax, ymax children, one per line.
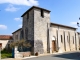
<box><xmin>22</xmin><ymin>9</ymin><xmax>34</xmax><ymax>54</ymax></box>
<box><xmin>13</xmin><ymin>30</ymin><xmax>21</xmax><ymax>41</ymax></box>
<box><xmin>50</xmin><ymin>25</ymin><xmax>79</xmax><ymax>53</ymax></box>
<box><xmin>22</xmin><ymin>9</ymin><xmax>34</xmax><ymax>41</ymax></box>
<box><xmin>34</xmin><ymin>8</ymin><xmax>50</xmax><ymax>54</ymax></box>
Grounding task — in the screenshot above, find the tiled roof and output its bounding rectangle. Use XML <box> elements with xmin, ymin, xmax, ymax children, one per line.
<box><xmin>0</xmin><ymin>35</ymin><xmax>13</xmax><ymax>40</ymax></box>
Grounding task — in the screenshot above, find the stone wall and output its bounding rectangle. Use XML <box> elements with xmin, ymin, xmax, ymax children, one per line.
<box><xmin>50</xmin><ymin>24</ymin><xmax>79</xmax><ymax>53</ymax></box>
<box><xmin>14</xmin><ymin>46</ymin><xmax>31</xmax><ymax>58</ymax></box>
<box><xmin>34</xmin><ymin>8</ymin><xmax>50</xmax><ymax>54</ymax></box>
<box><xmin>22</xmin><ymin>9</ymin><xmax>34</xmax><ymax>54</ymax></box>
<box><xmin>22</xmin><ymin>9</ymin><xmax>34</xmax><ymax>41</ymax></box>
<box><xmin>0</xmin><ymin>40</ymin><xmax>13</xmax><ymax>50</ymax></box>
<box><xmin>13</xmin><ymin>29</ymin><xmax>21</xmax><ymax>41</ymax></box>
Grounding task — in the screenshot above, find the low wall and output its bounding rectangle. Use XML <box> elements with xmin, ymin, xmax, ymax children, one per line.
<box><xmin>14</xmin><ymin>47</ymin><xmax>31</xmax><ymax>58</ymax></box>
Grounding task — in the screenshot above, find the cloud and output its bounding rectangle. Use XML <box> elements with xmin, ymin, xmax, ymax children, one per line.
<box><xmin>5</xmin><ymin>4</ymin><xmax>20</xmax><ymax>12</ymax></box>
<box><xmin>0</xmin><ymin>0</ymin><xmax>39</xmax><ymax>6</ymax></box>
<box><xmin>14</xmin><ymin>17</ymin><xmax>22</xmax><ymax>21</ymax></box>
<box><xmin>70</xmin><ymin>21</ymin><xmax>78</xmax><ymax>28</ymax></box>
<box><xmin>18</xmin><ymin>24</ymin><xmax>22</xmax><ymax>28</ymax></box>
<box><xmin>0</xmin><ymin>24</ymin><xmax>7</xmax><ymax>30</ymax></box>
<box><xmin>70</xmin><ymin>22</ymin><xmax>77</xmax><ymax>25</ymax></box>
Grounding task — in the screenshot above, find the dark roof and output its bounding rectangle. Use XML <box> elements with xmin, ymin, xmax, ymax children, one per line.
<box><xmin>21</xmin><ymin>6</ymin><xmax>51</xmax><ymax>17</ymax></box>
<box><xmin>51</xmin><ymin>22</ymin><xmax>77</xmax><ymax>29</ymax></box>
<box><xmin>0</xmin><ymin>35</ymin><xmax>13</xmax><ymax>40</ymax></box>
<box><xmin>12</xmin><ymin>28</ymin><xmax>22</xmax><ymax>34</ymax></box>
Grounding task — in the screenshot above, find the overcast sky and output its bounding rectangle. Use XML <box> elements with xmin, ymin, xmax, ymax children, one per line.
<box><xmin>0</xmin><ymin>0</ymin><xmax>80</xmax><ymax>35</ymax></box>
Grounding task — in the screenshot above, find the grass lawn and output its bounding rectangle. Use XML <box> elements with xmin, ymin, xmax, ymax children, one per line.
<box><xmin>1</xmin><ymin>53</ymin><xmax>12</xmax><ymax>59</ymax></box>
<box><xmin>1</xmin><ymin>49</ymin><xmax>12</xmax><ymax>59</ymax></box>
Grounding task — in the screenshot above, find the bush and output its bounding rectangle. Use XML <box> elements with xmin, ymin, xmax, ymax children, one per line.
<box><xmin>1</xmin><ymin>48</ymin><xmax>12</xmax><ymax>53</ymax></box>
<box><xmin>10</xmin><ymin>39</ymin><xmax>31</xmax><ymax>48</ymax></box>
<box><xmin>1</xmin><ymin>53</ymin><xmax>12</xmax><ymax>59</ymax></box>
<box><xmin>1</xmin><ymin>48</ymin><xmax>12</xmax><ymax>59</ymax></box>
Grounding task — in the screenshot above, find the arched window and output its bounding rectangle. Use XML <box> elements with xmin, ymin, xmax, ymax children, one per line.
<box><xmin>73</xmin><ymin>36</ymin><xmax>74</xmax><ymax>44</ymax></box>
<box><xmin>67</xmin><ymin>36</ymin><xmax>69</xmax><ymax>42</ymax></box>
<box><xmin>52</xmin><ymin>36</ymin><xmax>56</xmax><ymax>41</ymax></box>
<box><xmin>61</xmin><ymin>35</ymin><xmax>63</xmax><ymax>43</ymax></box>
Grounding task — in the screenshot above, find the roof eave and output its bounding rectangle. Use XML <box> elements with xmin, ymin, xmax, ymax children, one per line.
<box><xmin>12</xmin><ymin>28</ymin><xmax>22</xmax><ymax>34</ymax></box>
<box><xmin>21</xmin><ymin>6</ymin><xmax>51</xmax><ymax>17</ymax></box>
<box><xmin>51</xmin><ymin>22</ymin><xmax>77</xmax><ymax>29</ymax></box>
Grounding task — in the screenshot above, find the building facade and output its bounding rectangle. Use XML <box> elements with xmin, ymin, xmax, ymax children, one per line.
<box><xmin>12</xmin><ymin>6</ymin><xmax>80</xmax><ymax>55</ymax></box>
<box><xmin>0</xmin><ymin>35</ymin><xmax>13</xmax><ymax>50</ymax></box>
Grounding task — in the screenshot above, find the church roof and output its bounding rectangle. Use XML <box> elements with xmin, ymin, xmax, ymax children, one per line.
<box><xmin>0</xmin><ymin>35</ymin><xmax>13</xmax><ymax>40</ymax></box>
<box><xmin>12</xmin><ymin>28</ymin><xmax>22</xmax><ymax>34</ymax></box>
<box><xmin>21</xmin><ymin>6</ymin><xmax>51</xmax><ymax>17</ymax></box>
<box><xmin>51</xmin><ymin>22</ymin><xmax>77</xmax><ymax>29</ymax></box>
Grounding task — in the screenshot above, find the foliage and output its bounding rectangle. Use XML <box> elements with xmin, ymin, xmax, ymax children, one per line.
<box><xmin>1</xmin><ymin>48</ymin><xmax>11</xmax><ymax>53</ymax></box>
<box><xmin>1</xmin><ymin>53</ymin><xmax>12</xmax><ymax>59</ymax></box>
<box><xmin>1</xmin><ymin>48</ymin><xmax>12</xmax><ymax>59</ymax></box>
<box><xmin>10</xmin><ymin>39</ymin><xmax>31</xmax><ymax>48</ymax></box>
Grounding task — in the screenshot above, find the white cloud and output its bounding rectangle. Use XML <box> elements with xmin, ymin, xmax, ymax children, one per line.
<box><xmin>70</xmin><ymin>22</ymin><xmax>77</xmax><ymax>25</ymax></box>
<box><xmin>0</xmin><ymin>24</ymin><xmax>7</xmax><ymax>30</ymax></box>
<box><xmin>0</xmin><ymin>0</ymin><xmax>39</xmax><ymax>6</ymax></box>
<box><xmin>14</xmin><ymin>17</ymin><xmax>22</xmax><ymax>21</ymax></box>
<box><xmin>5</xmin><ymin>4</ymin><xmax>20</xmax><ymax>12</ymax></box>
<box><xmin>19</xmin><ymin>24</ymin><xmax>22</xmax><ymax>28</ymax></box>
<box><xmin>70</xmin><ymin>21</ymin><xmax>78</xmax><ymax>28</ymax></box>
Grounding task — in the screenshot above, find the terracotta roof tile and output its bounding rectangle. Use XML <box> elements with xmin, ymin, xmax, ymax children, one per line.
<box><xmin>0</xmin><ymin>35</ymin><xmax>13</xmax><ymax>40</ymax></box>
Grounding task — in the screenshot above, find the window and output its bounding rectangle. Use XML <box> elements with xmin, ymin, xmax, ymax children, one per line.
<box><xmin>73</xmin><ymin>36</ymin><xmax>74</xmax><ymax>44</ymax></box>
<box><xmin>67</xmin><ymin>36</ymin><xmax>68</xmax><ymax>42</ymax></box>
<box><xmin>56</xmin><ymin>30</ymin><xmax>58</xmax><ymax>48</ymax></box>
<box><xmin>75</xmin><ymin>33</ymin><xmax>77</xmax><ymax>50</ymax></box>
<box><xmin>64</xmin><ymin>31</ymin><xmax>66</xmax><ymax>51</ymax></box>
<box><xmin>68</xmin><ymin>32</ymin><xmax>70</xmax><ymax>43</ymax></box>
<box><xmin>27</xmin><ymin>13</ymin><xmax>29</xmax><ymax>19</ymax></box>
<box><xmin>61</xmin><ymin>35</ymin><xmax>63</xmax><ymax>43</ymax></box>
<box><xmin>41</xmin><ymin>9</ymin><xmax>44</xmax><ymax>17</ymax></box>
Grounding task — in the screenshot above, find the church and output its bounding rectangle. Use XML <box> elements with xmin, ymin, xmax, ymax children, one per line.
<box><xmin>12</xmin><ymin>6</ymin><xmax>80</xmax><ymax>55</ymax></box>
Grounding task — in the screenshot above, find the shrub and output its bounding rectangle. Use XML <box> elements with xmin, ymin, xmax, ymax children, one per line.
<box><xmin>10</xmin><ymin>39</ymin><xmax>31</xmax><ymax>48</ymax></box>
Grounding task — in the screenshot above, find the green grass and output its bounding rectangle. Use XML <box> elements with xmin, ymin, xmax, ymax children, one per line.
<box><xmin>1</xmin><ymin>53</ymin><xmax>12</xmax><ymax>59</ymax></box>
<box><xmin>1</xmin><ymin>49</ymin><xmax>12</xmax><ymax>59</ymax></box>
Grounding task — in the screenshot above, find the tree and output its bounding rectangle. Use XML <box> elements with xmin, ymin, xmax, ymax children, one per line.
<box><xmin>10</xmin><ymin>39</ymin><xmax>31</xmax><ymax>49</ymax></box>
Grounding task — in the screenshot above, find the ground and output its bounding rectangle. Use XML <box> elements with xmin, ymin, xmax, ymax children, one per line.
<box><xmin>23</xmin><ymin>51</ymin><xmax>80</xmax><ymax>60</ymax></box>
<box><xmin>1</xmin><ymin>51</ymin><xmax>80</xmax><ymax>60</ymax></box>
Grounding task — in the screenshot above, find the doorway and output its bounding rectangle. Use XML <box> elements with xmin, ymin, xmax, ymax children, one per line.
<box><xmin>52</xmin><ymin>40</ymin><xmax>56</xmax><ymax>53</ymax></box>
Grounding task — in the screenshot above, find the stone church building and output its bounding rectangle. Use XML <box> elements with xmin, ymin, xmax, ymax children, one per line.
<box><xmin>12</xmin><ymin>6</ymin><xmax>80</xmax><ymax>55</ymax></box>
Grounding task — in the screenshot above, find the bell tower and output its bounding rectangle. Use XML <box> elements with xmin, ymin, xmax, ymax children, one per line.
<box><xmin>21</xmin><ymin>6</ymin><xmax>51</xmax><ymax>54</ymax></box>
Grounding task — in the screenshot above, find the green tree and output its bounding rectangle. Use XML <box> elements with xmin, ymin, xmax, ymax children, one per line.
<box><xmin>10</xmin><ymin>39</ymin><xmax>31</xmax><ymax>49</ymax></box>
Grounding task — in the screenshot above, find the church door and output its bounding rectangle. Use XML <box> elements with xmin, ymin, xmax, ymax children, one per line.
<box><xmin>52</xmin><ymin>40</ymin><xmax>56</xmax><ymax>53</ymax></box>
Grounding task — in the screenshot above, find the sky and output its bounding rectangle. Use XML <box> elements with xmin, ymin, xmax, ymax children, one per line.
<box><xmin>0</xmin><ymin>0</ymin><xmax>80</xmax><ymax>35</ymax></box>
